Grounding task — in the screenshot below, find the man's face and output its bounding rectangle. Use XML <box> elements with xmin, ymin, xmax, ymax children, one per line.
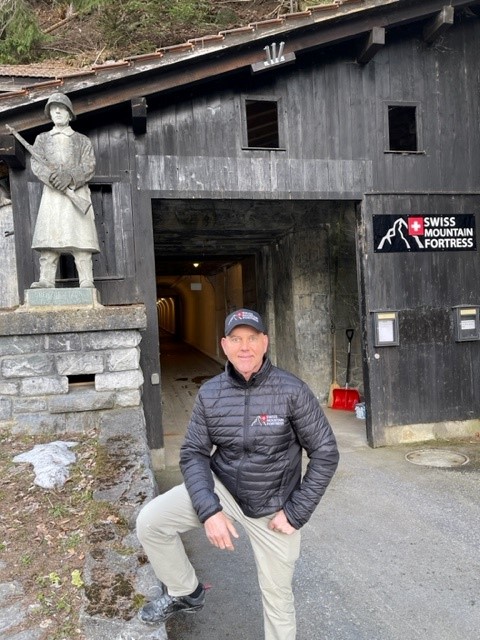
<box><xmin>221</xmin><ymin>325</ymin><xmax>269</xmax><ymax>381</ymax></box>
<box><xmin>49</xmin><ymin>103</ymin><xmax>71</xmax><ymax>127</ymax></box>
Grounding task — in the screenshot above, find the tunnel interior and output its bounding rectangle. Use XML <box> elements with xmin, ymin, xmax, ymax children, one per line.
<box><xmin>151</xmin><ymin>198</ymin><xmax>363</xmax><ymax>407</ymax></box>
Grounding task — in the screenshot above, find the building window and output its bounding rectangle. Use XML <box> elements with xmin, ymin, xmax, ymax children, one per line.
<box><xmin>243</xmin><ymin>98</ymin><xmax>282</xmax><ymax>149</ymax></box>
<box><xmin>387</xmin><ymin>105</ymin><xmax>418</xmax><ymax>152</ymax></box>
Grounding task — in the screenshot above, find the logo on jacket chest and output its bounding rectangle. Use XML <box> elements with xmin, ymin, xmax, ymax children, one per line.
<box><xmin>251</xmin><ymin>414</ymin><xmax>285</xmax><ymax>427</ymax></box>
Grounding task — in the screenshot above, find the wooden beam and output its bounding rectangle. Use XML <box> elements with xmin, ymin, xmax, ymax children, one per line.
<box><xmin>0</xmin><ymin>134</ymin><xmax>26</xmax><ymax>169</ymax></box>
<box><xmin>131</xmin><ymin>97</ymin><xmax>147</xmax><ymax>135</ymax></box>
<box><xmin>357</xmin><ymin>26</ymin><xmax>385</xmax><ymax>65</ymax></box>
<box><xmin>423</xmin><ymin>6</ymin><xmax>454</xmax><ymax>44</ymax></box>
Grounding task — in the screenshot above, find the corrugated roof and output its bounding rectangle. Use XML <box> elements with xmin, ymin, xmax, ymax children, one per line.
<box><xmin>0</xmin><ymin>63</ymin><xmax>88</xmax><ymax>78</ymax></box>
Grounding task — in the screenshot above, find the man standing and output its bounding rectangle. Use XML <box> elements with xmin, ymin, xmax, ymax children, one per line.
<box><xmin>30</xmin><ymin>92</ymin><xmax>99</xmax><ymax>289</ymax></box>
<box><xmin>136</xmin><ymin>308</ymin><xmax>339</xmax><ymax>639</ymax></box>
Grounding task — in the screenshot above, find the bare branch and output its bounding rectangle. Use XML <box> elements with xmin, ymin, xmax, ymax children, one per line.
<box><xmin>43</xmin><ymin>11</ymin><xmax>79</xmax><ymax>35</ymax></box>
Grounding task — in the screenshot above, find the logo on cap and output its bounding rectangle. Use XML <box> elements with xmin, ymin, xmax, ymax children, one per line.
<box><xmin>225</xmin><ymin>308</ymin><xmax>266</xmax><ymax>335</ymax></box>
<box><xmin>229</xmin><ymin>310</ymin><xmax>260</xmax><ymax>325</ymax></box>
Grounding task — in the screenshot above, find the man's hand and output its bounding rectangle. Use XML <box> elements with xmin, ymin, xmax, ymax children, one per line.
<box><xmin>49</xmin><ymin>170</ymin><xmax>72</xmax><ymax>192</ymax></box>
<box><xmin>268</xmin><ymin>510</ymin><xmax>297</xmax><ymax>535</ymax></box>
<box><xmin>204</xmin><ymin>512</ymin><xmax>239</xmax><ymax>551</ymax></box>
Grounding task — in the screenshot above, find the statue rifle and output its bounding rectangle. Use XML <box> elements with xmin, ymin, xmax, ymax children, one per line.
<box><xmin>5</xmin><ymin>124</ymin><xmax>91</xmax><ymax>215</ymax></box>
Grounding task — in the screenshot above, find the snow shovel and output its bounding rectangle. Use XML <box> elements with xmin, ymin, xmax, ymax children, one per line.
<box><xmin>332</xmin><ymin>329</ymin><xmax>360</xmax><ymax>411</ymax></box>
<box><xmin>327</xmin><ymin>331</ymin><xmax>340</xmax><ymax>407</ymax></box>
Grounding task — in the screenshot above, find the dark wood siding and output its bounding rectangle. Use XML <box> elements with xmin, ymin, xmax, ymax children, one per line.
<box><xmin>133</xmin><ymin>18</ymin><xmax>479</xmax><ymax>202</ymax></box>
<box><xmin>6</xmin><ymin>13</ymin><xmax>480</xmax><ymax>447</ymax></box>
<box><xmin>360</xmin><ymin>194</ymin><xmax>479</xmax><ymax>445</ymax></box>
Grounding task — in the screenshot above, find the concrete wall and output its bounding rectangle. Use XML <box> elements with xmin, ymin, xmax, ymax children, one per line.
<box><xmin>272</xmin><ymin>232</ymin><xmax>299</xmax><ymax>374</ymax></box>
<box><xmin>224</xmin><ymin>264</ymin><xmax>243</xmax><ymax>314</ymax></box>
<box><xmin>272</xmin><ymin>225</ymin><xmax>332</xmax><ymax>400</ymax></box>
<box><xmin>292</xmin><ymin>224</ymin><xmax>331</xmax><ymax>397</ymax></box>
<box><xmin>179</xmin><ymin>276</ymin><xmax>217</xmax><ymax>356</ymax></box>
<box><xmin>271</xmin><ymin>203</ymin><xmax>360</xmax><ymax>402</ymax></box>
<box><xmin>157</xmin><ymin>297</ymin><xmax>175</xmax><ymax>334</ymax></box>
<box><xmin>329</xmin><ymin>207</ymin><xmax>363</xmax><ymax>392</ymax></box>
<box><xmin>0</xmin><ymin>305</ymin><xmax>147</xmax><ymax>437</ymax></box>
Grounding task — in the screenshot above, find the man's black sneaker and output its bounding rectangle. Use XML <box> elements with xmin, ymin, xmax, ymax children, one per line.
<box><xmin>138</xmin><ymin>584</ymin><xmax>205</xmax><ymax>625</ymax></box>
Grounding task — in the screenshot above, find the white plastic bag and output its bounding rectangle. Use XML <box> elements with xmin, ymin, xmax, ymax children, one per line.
<box><xmin>13</xmin><ymin>441</ymin><xmax>78</xmax><ymax>489</ymax></box>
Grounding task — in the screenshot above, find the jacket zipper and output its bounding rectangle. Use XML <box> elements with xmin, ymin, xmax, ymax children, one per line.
<box><xmin>235</xmin><ymin>386</ymin><xmax>251</xmax><ymax>498</ymax></box>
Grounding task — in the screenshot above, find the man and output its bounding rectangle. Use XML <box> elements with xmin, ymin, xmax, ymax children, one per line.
<box><xmin>136</xmin><ymin>308</ymin><xmax>339</xmax><ymax>639</ymax></box>
<box><xmin>30</xmin><ymin>91</ymin><xmax>100</xmax><ymax>289</ymax></box>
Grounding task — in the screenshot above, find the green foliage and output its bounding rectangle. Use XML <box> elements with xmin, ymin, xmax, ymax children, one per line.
<box><xmin>0</xmin><ymin>0</ymin><xmax>46</xmax><ymax>64</ymax></box>
<box><xmin>72</xmin><ymin>0</ymin><xmax>105</xmax><ymax>10</ymax></box>
<box><xmin>98</xmin><ymin>0</ymin><xmax>166</xmax><ymax>53</ymax></box>
<box><xmin>49</xmin><ymin>504</ymin><xmax>70</xmax><ymax>518</ymax></box>
<box><xmin>21</xmin><ymin>553</ymin><xmax>33</xmax><ymax>566</ymax></box>
<box><xmin>49</xmin><ymin>571</ymin><xmax>62</xmax><ymax>586</ymax></box>
<box><xmin>63</xmin><ymin>532</ymin><xmax>83</xmax><ymax>550</ymax></box>
<box><xmin>71</xmin><ymin>569</ymin><xmax>84</xmax><ymax>589</ymax></box>
<box><xmin>166</xmin><ymin>0</ymin><xmax>209</xmax><ymax>24</ymax></box>
<box><xmin>98</xmin><ymin>0</ymin><xmax>215</xmax><ymax>54</ymax></box>
<box><xmin>0</xmin><ymin>0</ymin><xmax>277</xmax><ymax>69</ymax></box>
<box><xmin>42</xmin><ymin>0</ymin><xmax>105</xmax><ymax>11</ymax></box>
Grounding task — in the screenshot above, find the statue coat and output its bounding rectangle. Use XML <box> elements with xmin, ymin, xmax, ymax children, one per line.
<box><xmin>31</xmin><ymin>126</ymin><xmax>100</xmax><ymax>253</ymax></box>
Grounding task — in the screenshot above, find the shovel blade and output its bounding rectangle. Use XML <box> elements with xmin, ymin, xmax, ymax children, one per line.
<box><xmin>331</xmin><ymin>388</ymin><xmax>360</xmax><ymax>411</ymax></box>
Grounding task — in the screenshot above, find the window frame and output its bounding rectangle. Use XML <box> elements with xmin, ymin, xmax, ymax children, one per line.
<box><xmin>240</xmin><ymin>95</ymin><xmax>286</xmax><ymax>151</ymax></box>
<box><xmin>384</xmin><ymin>101</ymin><xmax>424</xmax><ymax>155</ymax></box>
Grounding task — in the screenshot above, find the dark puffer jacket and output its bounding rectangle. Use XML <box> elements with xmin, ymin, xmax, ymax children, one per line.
<box><xmin>179</xmin><ymin>357</ymin><xmax>339</xmax><ymax>529</ymax></box>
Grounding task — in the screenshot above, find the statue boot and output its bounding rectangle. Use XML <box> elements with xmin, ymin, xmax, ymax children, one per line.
<box><xmin>31</xmin><ymin>250</ymin><xmax>59</xmax><ymax>288</ymax></box>
<box><xmin>74</xmin><ymin>250</ymin><xmax>95</xmax><ymax>288</ymax></box>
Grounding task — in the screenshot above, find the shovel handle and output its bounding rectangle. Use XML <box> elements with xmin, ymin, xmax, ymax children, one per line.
<box><xmin>345</xmin><ymin>329</ymin><xmax>354</xmax><ymax>386</ymax></box>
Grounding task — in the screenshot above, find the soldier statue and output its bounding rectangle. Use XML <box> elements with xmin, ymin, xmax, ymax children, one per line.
<box><xmin>29</xmin><ymin>92</ymin><xmax>99</xmax><ymax>288</ymax></box>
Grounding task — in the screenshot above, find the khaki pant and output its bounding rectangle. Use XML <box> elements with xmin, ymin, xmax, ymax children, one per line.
<box><xmin>136</xmin><ymin>477</ymin><xmax>301</xmax><ymax>640</ymax></box>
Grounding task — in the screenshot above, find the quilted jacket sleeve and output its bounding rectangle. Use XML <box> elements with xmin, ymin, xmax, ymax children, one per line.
<box><xmin>283</xmin><ymin>383</ymin><xmax>339</xmax><ymax>529</ymax></box>
<box><xmin>179</xmin><ymin>393</ymin><xmax>223</xmax><ymax>523</ymax></box>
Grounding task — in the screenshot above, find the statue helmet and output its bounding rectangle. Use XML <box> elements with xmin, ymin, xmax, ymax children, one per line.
<box><xmin>44</xmin><ymin>92</ymin><xmax>75</xmax><ymax>120</ymax></box>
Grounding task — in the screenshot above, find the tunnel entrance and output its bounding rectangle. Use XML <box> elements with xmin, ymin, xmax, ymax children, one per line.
<box><xmin>152</xmin><ymin>198</ymin><xmax>363</xmax><ymax>455</ymax></box>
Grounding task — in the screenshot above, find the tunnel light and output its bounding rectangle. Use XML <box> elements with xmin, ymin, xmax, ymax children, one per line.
<box><xmin>193</xmin><ymin>262</ymin><xmax>200</xmax><ymax>268</ymax></box>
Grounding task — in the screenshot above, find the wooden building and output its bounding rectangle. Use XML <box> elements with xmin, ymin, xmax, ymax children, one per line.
<box><xmin>0</xmin><ymin>0</ymin><xmax>479</xmax><ymax>458</ymax></box>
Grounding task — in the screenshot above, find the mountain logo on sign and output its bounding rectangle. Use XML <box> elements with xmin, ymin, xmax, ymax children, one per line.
<box><xmin>377</xmin><ymin>217</ymin><xmax>424</xmax><ymax>250</ymax></box>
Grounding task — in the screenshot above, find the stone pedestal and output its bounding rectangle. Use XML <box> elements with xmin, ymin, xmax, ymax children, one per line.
<box><xmin>0</xmin><ymin>304</ymin><xmax>147</xmax><ymax>434</ymax></box>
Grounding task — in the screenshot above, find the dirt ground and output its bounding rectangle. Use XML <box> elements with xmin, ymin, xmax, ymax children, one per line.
<box><xmin>2</xmin><ymin>424</ymin><xmax>478</xmax><ymax>640</ymax></box>
<box><xmin>0</xmin><ymin>428</ymin><xmax>124</xmax><ymax>640</ymax></box>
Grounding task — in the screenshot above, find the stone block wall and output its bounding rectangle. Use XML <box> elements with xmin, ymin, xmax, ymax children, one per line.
<box><xmin>0</xmin><ymin>303</ymin><xmax>168</xmax><ymax>638</ymax></box>
<box><xmin>0</xmin><ymin>305</ymin><xmax>147</xmax><ymax>436</ymax></box>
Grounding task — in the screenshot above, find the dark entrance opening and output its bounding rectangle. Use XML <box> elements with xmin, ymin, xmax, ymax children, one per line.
<box><xmin>150</xmin><ymin>199</ymin><xmax>364</xmax><ymax>460</ymax></box>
